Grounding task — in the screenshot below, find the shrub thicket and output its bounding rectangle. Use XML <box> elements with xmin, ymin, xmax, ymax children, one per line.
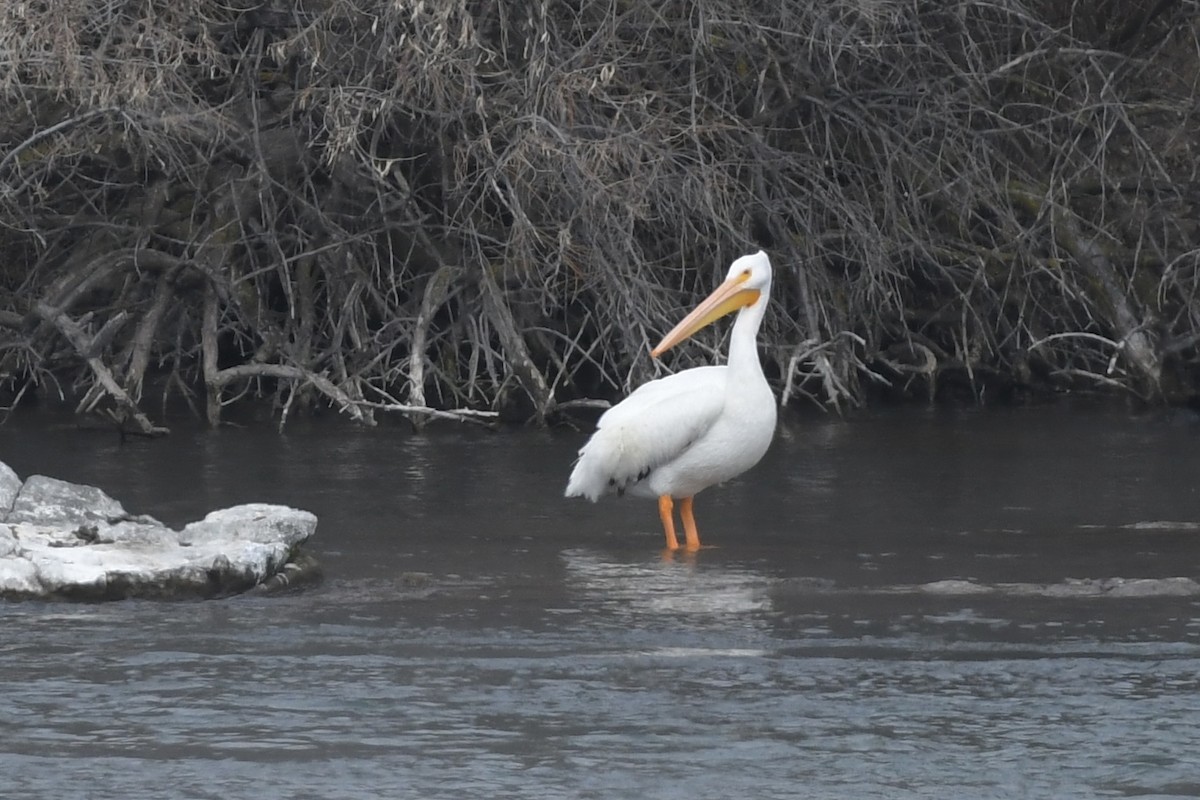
<box><xmin>1</xmin><ymin>1</ymin><xmax>1198</xmax><ymax>432</ymax></box>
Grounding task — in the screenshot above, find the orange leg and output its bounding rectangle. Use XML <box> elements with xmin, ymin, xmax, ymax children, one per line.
<box><xmin>679</xmin><ymin>496</ymin><xmax>701</xmax><ymax>551</ymax></box>
<box><xmin>657</xmin><ymin>495</ymin><xmax>680</xmax><ymax>550</ymax></box>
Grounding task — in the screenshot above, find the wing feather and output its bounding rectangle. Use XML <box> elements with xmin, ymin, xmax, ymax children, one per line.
<box><xmin>565</xmin><ymin>366</ymin><xmax>726</xmax><ymax>501</ymax></box>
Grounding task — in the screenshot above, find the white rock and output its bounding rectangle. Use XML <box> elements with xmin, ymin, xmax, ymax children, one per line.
<box><xmin>8</xmin><ymin>474</ymin><xmax>132</xmax><ymax>526</ymax></box>
<box><xmin>0</xmin><ymin>462</ymin><xmax>318</xmax><ymax>600</ymax></box>
<box><xmin>180</xmin><ymin>503</ymin><xmax>317</xmax><ymax>546</ymax></box>
<box><xmin>0</xmin><ymin>461</ymin><xmax>21</xmax><ymax>513</ymax></box>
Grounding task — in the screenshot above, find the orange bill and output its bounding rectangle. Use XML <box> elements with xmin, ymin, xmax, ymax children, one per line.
<box><xmin>651</xmin><ymin>273</ymin><xmax>760</xmax><ymax>357</ymax></box>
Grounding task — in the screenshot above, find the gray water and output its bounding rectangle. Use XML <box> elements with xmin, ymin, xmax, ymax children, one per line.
<box><xmin>2</xmin><ymin>403</ymin><xmax>1200</xmax><ymax>799</ymax></box>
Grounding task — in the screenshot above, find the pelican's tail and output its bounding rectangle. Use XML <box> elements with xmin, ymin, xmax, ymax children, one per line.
<box><xmin>565</xmin><ymin>426</ymin><xmax>652</xmax><ymax>502</ymax></box>
<box><xmin>564</xmin><ymin>438</ymin><xmax>609</xmax><ymax>502</ymax></box>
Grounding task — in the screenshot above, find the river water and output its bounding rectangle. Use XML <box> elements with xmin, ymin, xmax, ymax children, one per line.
<box><xmin>2</xmin><ymin>403</ymin><xmax>1199</xmax><ymax>799</ymax></box>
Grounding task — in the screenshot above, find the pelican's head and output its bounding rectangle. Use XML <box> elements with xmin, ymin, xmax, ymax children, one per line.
<box><xmin>651</xmin><ymin>250</ymin><xmax>772</xmax><ymax>357</ymax></box>
<box><xmin>723</xmin><ymin>250</ymin><xmax>772</xmax><ymax>294</ymax></box>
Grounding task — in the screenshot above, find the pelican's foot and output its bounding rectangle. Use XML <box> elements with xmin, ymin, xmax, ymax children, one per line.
<box><xmin>661</xmin><ymin>547</ymin><xmax>696</xmax><ymax>564</ymax></box>
<box><xmin>659</xmin><ymin>545</ymin><xmax>715</xmax><ymax>563</ymax></box>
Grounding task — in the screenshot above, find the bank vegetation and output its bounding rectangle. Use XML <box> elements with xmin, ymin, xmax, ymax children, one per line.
<box><xmin>1</xmin><ymin>0</ymin><xmax>1198</xmax><ymax>433</ymax></box>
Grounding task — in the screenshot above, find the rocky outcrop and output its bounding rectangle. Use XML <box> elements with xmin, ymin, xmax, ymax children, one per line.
<box><xmin>0</xmin><ymin>461</ymin><xmax>320</xmax><ymax>600</ymax></box>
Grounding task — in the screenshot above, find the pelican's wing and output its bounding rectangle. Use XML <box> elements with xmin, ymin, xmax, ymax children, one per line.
<box><xmin>565</xmin><ymin>366</ymin><xmax>726</xmax><ymax>501</ymax></box>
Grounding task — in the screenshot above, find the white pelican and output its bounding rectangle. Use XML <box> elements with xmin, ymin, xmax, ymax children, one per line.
<box><xmin>565</xmin><ymin>251</ymin><xmax>777</xmax><ymax>550</ymax></box>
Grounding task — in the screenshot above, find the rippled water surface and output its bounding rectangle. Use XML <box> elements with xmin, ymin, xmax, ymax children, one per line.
<box><xmin>3</xmin><ymin>404</ymin><xmax>1200</xmax><ymax>798</ymax></box>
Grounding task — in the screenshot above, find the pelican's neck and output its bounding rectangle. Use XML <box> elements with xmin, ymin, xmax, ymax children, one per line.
<box><xmin>726</xmin><ymin>290</ymin><xmax>768</xmax><ymax>385</ymax></box>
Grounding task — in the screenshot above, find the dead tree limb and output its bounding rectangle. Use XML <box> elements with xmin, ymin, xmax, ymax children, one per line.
<box><xmin>213</xmin><ymin>363</ymin><xmax>374</xmax><ymax>426</ymax></box>
<box><xmin>122</xmin><ymin>269</ymin><xmax>178</xmax><ymax>402</ymax></box>
<box><xmin>477</xmin><ymin>263</ymin><xmax>556</xmax><ymax>421</ymax></box>
<box><xmin>408</xmin><ymin>261</ymin><xmax>461</xmax><ymax>429</ymax></box>
<box><xmin>1055</xmin><ymin>211</ymin><xmax>1163</xmax><ymax>396</ymax></box>
<box><xmin>201</xmin><ymin>282</ymin><xmax>221</xmax><ymax>427</ymax></box>
<box><xmin>32</xmin><ymin>302</ymin><xmax>168</xmax><ymax>436</ymax></box>
<box><xmin>0</xmin><ymin>106</ymin><xmax>124</xmax><ymax>178</ymax></box>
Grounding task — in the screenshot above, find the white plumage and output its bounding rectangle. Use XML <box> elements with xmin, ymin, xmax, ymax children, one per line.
<box><xmin>565</xmin><ymin>251</ymin><xmax>777</xmax><ymax>550</ymax></box>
